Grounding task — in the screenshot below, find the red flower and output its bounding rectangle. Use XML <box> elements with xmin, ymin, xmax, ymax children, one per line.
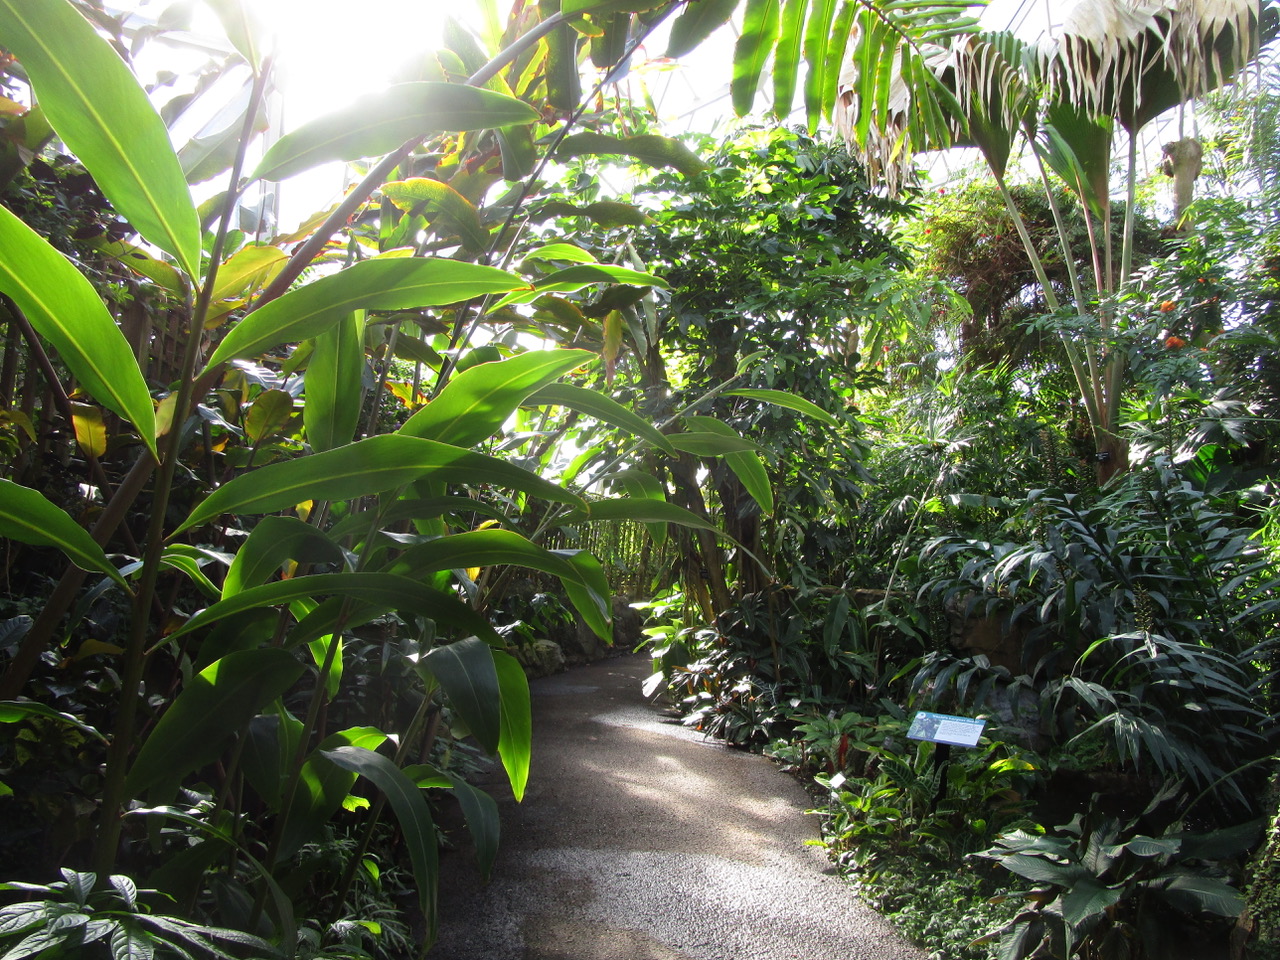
<box><xmin>1158</xmin><ymin>300</ymin><xmax>1176</xmax><ymax>313</ymax></box>
<box><xmin>1165</xmin><ymin>335</ymin><xmax>1187</xmax><ymax>349</ymax></box>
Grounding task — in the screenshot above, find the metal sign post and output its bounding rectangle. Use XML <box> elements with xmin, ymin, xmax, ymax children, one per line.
<box><xmin>906</xmin><ymin>711</ymin><xmax>987</xmax><ymax>811</ymax></box>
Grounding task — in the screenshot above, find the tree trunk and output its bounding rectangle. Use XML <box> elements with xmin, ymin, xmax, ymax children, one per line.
<box><xmin>1162</xmin><ymin>137</ymin><xmax>1204</xmax><ymax>228</ymax></box>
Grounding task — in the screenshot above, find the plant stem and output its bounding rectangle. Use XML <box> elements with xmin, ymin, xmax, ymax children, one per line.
<box><xmin>92</xmin><ymin>58</ymin><xmax>275</xmax><ymax>876</ymax></box>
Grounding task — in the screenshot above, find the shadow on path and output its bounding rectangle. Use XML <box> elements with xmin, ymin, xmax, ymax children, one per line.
<box><xmin>431</xmin><ymin>654</ymin><xmax>924</xmax><ymax>960</ymax></box>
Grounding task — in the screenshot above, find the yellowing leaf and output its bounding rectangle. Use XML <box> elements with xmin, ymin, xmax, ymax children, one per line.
<box><xmin>381</xmin><ymin>178</ymin><xmax>487</xmax><ymax>250</ymax></box>
<box><xmin>70</xmin><ymin>401</ymin><xmax>107</xmax><ymax>457</ymax></box>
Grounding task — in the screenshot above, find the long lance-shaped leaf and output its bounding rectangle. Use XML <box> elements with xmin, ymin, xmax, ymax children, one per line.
<box><xmin>174</xmin><ymin>434</ymin><xmax>585</xmax><ymax>535</ymax></box>
<box><xmin>388</xmin><ymin>528</ymin><xmax>588</xmax><ymax>587</ymax></box>
<box><xmin>444</xmin><ymin>773</ymin><xmax>501</xmax><ymax>882</ymax></box>
<box><xmin>400</xmin><ymin>349</ymin><xmax>592</xmax><ymax>448</ymax></box>
<box><xmin>732</xmin><ymin>0</ymin><xmax>782</xmax><ymax>116</ymax></box>
<box><xmin>278</xmin><ymin>726</ymin><xmax>386</xmax><ymax>858</ymax></box>
<box><xmin>321</xmin><ymin>746</ymin><xmax>439</xmax><ymax>942</ymax></box>
<box><xmin>0</xmin><ymin>207</ymin><xmax>157</xmax><ymax>457</ymax></box>
<box><xmin>167</xmin><ymin>573</ymin><xmax>503</xmax><ymax>646</ymax></box>
<box><xmin>205</xmin><ymin>259</ymin><xmax>529</xmax><ymax>368</ymax></box>
<box><xmin>417</xmin><ymin>637</ymin><xmax>500</xmax><ymax>753</ymax></box>
<box><xmin>326</xmin><ymin>496</ymin><xmax>510</xmax><ymax>542</ymax></box>
<box><xmin>124</xmin><ymin>649</ymin><xmax>303</xmax><ymax>797</ymax></box>
<box><xmin>801</xmin><ymin>0</ymin><xmax>843</xmax><ymax>128</ymax></box>
<box><xmin>489</xmin><ymin>264</ymin><xmax>668</xmax><ymax>310</ymax></box>
<box><xmin>0</xmin><ymin>0</ymin><xmax>199</xmax><ymax>277</ymax></box>
<box><xmin>559</xmin><ymin>550</ymin><xmax>611</xmax><ymax>641</ymax></box>
<box><xmin>204</xmin><ymin>0</ymin><xmax>265</xmax><ymax>72</ymax></box>
<box><xmin>0</xmin><ymin>479</ymin><xmax>128</xmax><ymax>589</ymax></box>
<box><xmin>604</xmin><ymin>469</ymin><xmax>668</xmax><ymax>547</ymax></box>
<box><xmin>253</xmin><ymin>82</ymin><xmax>539</xmax><ymax>182</ymax></box>
<box><xmin>554</xmin><ymin>133</ymin><xmax>707</xmax><ymax>177</ymax></box>
<box><xmin>526</xmin><ymin>382</ymin><xmax>676</xmax><ymax>454</ymax></box>
<box><xmin>667</xmin><ymin>0</ymin><xmax>739</xmax><ymax>58</ymax></box>
<box><xmin>492</xmin><ymin>650</ymin><xmax>531</xmax><ymax>802</ymax></box>
<box><xmin>667</xmin><ymin>431</ymin><xmax>764</xmax><ymax>456</ymax></box>
<box><xmin>0</xmin><ymin>700</ymin><xmax>108</xmax><ymax>744</ymax></box>
<box><xmin>772</xmin><ymin>0</ymin><xmax>809</xmax><ymax>119</ymax></box>
<box><xmin>568</xmin><ymin>497</ymin><xmax>723</xmax><ymax>534</ymax></box>
<box><xmin>545</xmin><ymin>17</ymin><xmax>582</xmax><ymax>112</ymax></box>
<box><xmin>304</xmin><ymin>311</ymin><xmax>364</xmax><ymax>453</ymax></box>
<box><xmin>686</xmin><ymin>415</ymin><xmax>774</xmax><ymax>516</ymax></box>
<box><xmin>395</xmin><ymin>531</ymin><xmax>612</xmax><ymax>639</ymax></box>
<box><xmin>724</xmin><ymin>388</ymin><xmax>840</xmax><ymax>427</ymax></box>
<box><xmin>223</xmin><ymin>516</ymin><xmax>348</xmax><ymax>598</ymax></box>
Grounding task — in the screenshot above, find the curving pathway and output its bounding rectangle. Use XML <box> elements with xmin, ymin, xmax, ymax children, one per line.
<box><xmin>431</xmin><ymin>654</ymin><xmax>924</xmax><ymax>960</ymax></box>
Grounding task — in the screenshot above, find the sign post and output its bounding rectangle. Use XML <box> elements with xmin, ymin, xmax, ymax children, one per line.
<box><xmin>906</xmin><ymin>711</ymin><xmax>987</xmax><ymax>810</ymax></box>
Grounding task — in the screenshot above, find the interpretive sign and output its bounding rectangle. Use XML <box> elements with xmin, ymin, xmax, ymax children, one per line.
<box><xmin>906</xmin><ymin>711</ymin><xmax>986</xmax><ymax>748</ymax></box>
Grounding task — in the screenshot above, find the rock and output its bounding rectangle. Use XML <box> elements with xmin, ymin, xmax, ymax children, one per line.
<box><xmin>511</xmin><ymin>639</ymin><xmax>565</xmax><ymax>678</ymax></box>
<box><xmin>553</xmin><ymin>597</ymin><xmax>645</xmax><ymax>666</ymax></box>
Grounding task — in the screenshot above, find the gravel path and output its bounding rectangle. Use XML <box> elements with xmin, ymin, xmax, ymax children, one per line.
<box><xmin>431</xmin><ymin>654</ymin><xmax>925</xmax><ymax>960</ymax></box>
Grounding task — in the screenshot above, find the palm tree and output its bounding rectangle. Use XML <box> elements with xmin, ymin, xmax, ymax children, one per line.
<box><xmin>830</xmin><ymin>0</ymin><xmax>1277</xmax><ymax>480</ymax></box>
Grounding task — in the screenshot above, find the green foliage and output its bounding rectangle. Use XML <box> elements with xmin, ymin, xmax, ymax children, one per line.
<box><xmin>973</xmin><ymin>788</ymin><xmax>1260</xmax><ymax>959</ymax></box>
<box><xmin>0</xmin><ymin>868</ymin><xmax>278</xmax><ymax>960</ymax></box>
<box><xmin>815</xmin><ymin>733</ymin><xmax>1039</xmax><ymax>869</ymax></box>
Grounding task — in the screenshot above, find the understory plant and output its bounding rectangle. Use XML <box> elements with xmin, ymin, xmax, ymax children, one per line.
<box><xmin>972</xmin><ymin>787</ymin><xmax>1261</xmax><ymax>959</ymax></box>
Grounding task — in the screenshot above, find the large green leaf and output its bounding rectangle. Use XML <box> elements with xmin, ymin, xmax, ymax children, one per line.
<box><xmin>724</xmin><ymin>388</ymin><xmax>839</xmax><ymax>427</ymax></box>
<box><xmin>668</xmin><ymin>431</ymin><xmax>764</xmax><ymax>456</ymax></box>
<box><xmin>326</xmin><ymin>496</ymin><xmax>510</xmax><ymax>542</ymax></box>
<box><xmin>445</xmin><ymin>773</ymin><xmax>500</xmax><ymax>882</ymax></box>
<box><xmin>388</xmin><ymin>528</ymin><xmax>592</xmax><ymax>589</ymax></box>
<box><xmin>174</xmin><ymin>434</ymin><xmax>585</xmax><ymax>535</ymax></box>
<box><xmin>604</xmin><ymin>468</ymin><xmax>667</xmax><ymax>546</ymax></box>
<box><xmin>569</xmin><ymin>497</ymin><xmax>722</xmax><ymax>535</ymax></box>
<box><xmin>1039</xmin><ymin>102</ymin><xmax>1114</xmax><ymax>220</ymax></box>
<box><xmin>802</xmin><ymin>0</ymin><xmax>847</xmax><ymax>126</ymax></box>
<box><xmin>0</xmin><ymin>207</ymin><xmax>157</xmax><ymax>457</ymax></box>
<box><xmin>999</xmin><ymin>853</ymin><xmax>1088</xmax><ymax>886</ymax></box>
<box><xmin>124</xmin><ymin>649</ymin><xmax>303</xmax><ymax>797</ymax></box>
<box><xmin>304</xmin><ymin>311</ymin><xmax>364</xmax><ymax>453</ymax></box>
<box><xmin>399</xmin><ymin>349</ymin><xmax>592</xmax><ymax>448</ymax></box>
<box><xmin>685</xmin><ymin>416</ymin><xmax>773</xmax><ymax>515</ymax></box>
<box><xmin>321</xmin><ymin>746</ymin><xmax>439</xmax><ymax>940</ymax></box>
<box><xmin>525</xmin><ymin>383</ymin><xmax>675</xmax><ymax>454</ymax></box>
<box><xmin>492</xmin><ymin>650</ymin><xmax>531</xmax><ymax>802</ymax></box>
<box><xmin>223</xmin><ymin>516</ymin><xmax>348</xmax><ymax>598</ymax></box>
<box><xmin>544</xmin><ymin>18</ymin><xmax>582</xmax><ymax>112</ymax></box>
<box><xmin>1157</xmin><ymin>874</ymin><xmax>1245</xmax><ymax>918</ymax></box>
<box><xmin>168</xmin><ymin>573</ymin><xmax>503</xmax><ymax>646</ymax></box>
<box><xmin>772</xmin><ymin>0</ymin><xmax>808</xmax><ymax>119</ymax></box>
<box><xmin>204</xmin><ymin>259</ymin><xmax>528</xmax><ymax>368</ymax></box>
<box><xmin>253</xmin><ymin>83</ymin><xmax>539</xmax><ymax>182</ymax></box>
<box><xmin>0</xmin><ymin>479</ymin><xmax>127</xmax><ymax>589</ymax></box>
<box><xmin>532</xmin><ymin>200</ymin><xmax>648</xmax><ymax>229</ymax></box>
<box><xmin>554</xmin><ymin>133</ymin><xmax>707</xmax><ymax>177</ymax></box>
<box><xmin>0</xmin><ymin>700</ymin><xmax>108</xmax><ymax>744</ymax></box>
<box><xmin>277</xmin><ymin>726</ymin><xmax>386</xmax><ymax>858</ymax></box>
<box><xmin>417</xmin><ymin>637</ymin><xmax>500</xmax><ymax>754</ymax></box>
<box><xmin>204</xmin><ymin>0</ymin><xmax>265</xmax><ymax>71</ymax></box>
<box><xmin>559</xmin><ymin>550</ymin><xmax>611</xmax><ymax>641</ymax></box>
<box><xmin>240</xmin><ymin>709</ymin><xmax>304</xmax><ymax>812</ymax></box>
<box><xmin>1060</xmin><ymin>877</ymin><xmax>1122</xmax><ymax>927</ymax></box>
<box><xmin>490</xmin><ymin>264</ymin><xmax>668</xmax><ymax>310</ymax></box>
<box><xmin>732</xmin><ymin>0</ymin><xmax>781</xmax><ymax>116</ymax></box>
<box><xmin>0</xmin><ymin>0</ymin><xmax>200</xmax><ymax>277</ymax></box>
<box><xmin>667</xmin><ymin>0</ymin><xmax>739</xmax><ymax>59</ymax></box>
